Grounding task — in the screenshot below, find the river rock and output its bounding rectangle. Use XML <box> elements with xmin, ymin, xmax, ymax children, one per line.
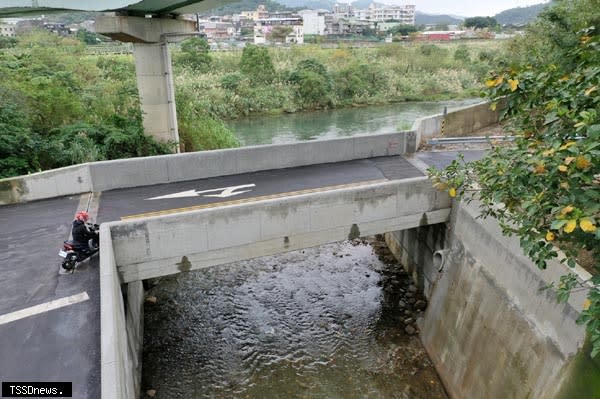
<box><xmin>398</xmin><ymin>300</ymin><xmax>407</xmax><ymax>309</ymax></box>
<box><xmin>414</xmin><ymin>300</ymin><xmax>427</xmax><ymax>310</ymax></box>
<box><xmin>145</xmin><ymin>296</ymin><xmax>157</xmax><ymax>304</ymax></box>
<box><xmin>405</xmin><ymin>325</ymin><xmax>417</xmax><ymax>335</ymax></box>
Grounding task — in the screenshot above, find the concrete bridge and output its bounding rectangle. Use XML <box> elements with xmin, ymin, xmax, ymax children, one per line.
<box><xmin>0</xmin><ymin>100</ymin><xmax>491</xmax><ymax>397</ymax></box>
<box><xmin>1</xmin><ymin>102</ymin><xmax>595</xmax><ymax>398</ymax></box>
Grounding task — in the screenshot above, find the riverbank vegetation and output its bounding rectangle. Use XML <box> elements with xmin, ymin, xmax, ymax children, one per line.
<box><xmin>172</xmin><ymin>39</ymin><xmax>504</xmax><ymax>120</ymax></box>
<box><xmin>0</xmin><ymin>31</ymin><xmax>504</xmax><ymax>178</ymax></box>
<box><xmin>429</xmin><ymin>0</ymin><xmax>600</xmax><ymax>360</ymax></box>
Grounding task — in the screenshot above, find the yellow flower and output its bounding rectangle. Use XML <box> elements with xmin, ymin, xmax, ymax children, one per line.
<box><xmin>583</xmin><ymin>299</ymin><xmax>592</xmax><ymax>310</ymax></box>
<box><xmin>585</xmin><ymin>86</ymin><xmax>597</xmax><ymax>96</ymax></box>
<box><xmin>542</xmin><ymin>149</ymin><xmax>555</xmax><ymax>156</ymax></box>
<box><xmin>559</xmin><ymin>141</ymin><xmax>577</xmax><ymax>150</ymax></box>
<box><xmin>448</xmin><ymin>187</ymin><xmax>457</xmax><ymax>198</ymax></box>
<box><xmin>564</xmin><ymin>219</ymin><xmax>577</xmax><ymax>233</ymax></box>
<box><xmin>564</xmin><ymin>156</ymin><xmax>576</xmax><ymax>165</ymax></box>
<box><xmin>545</xmin><ymin>231</ymin><xmax>555</xmax><ymax>241</ymax></box>
<box><xmin>558</xmin><ymin>165</ymin><xmax>568</xmax><ymax>172</ymax></box>
<box><xmin>560</xmin><ymin>205</ymin><xmax>575</xmax><ymax>215</ymax></box>
<box><xmin>580</xmin><ymin>218</ymin><xmax>597</xmax><ymax>233</ymax></box>
<box><xmin>533</xmin><ymin>163</ymin><xmax>546</xmax><ymax>174</ymax></box>
<box><xmin>433</xmin><ymin>181</ymin><xmax>448</xmax><ymax>191</ymax></box>
<box><xmin>560</xmin><ymin>182</ymin><xmax>570</xmax><ymax>189</ymax></box>
<box><xmin>485</xmin><ymin>79</ymin><xmax>497</xmax><ymax>88</ymax></box>
<box><xmin>508</xmin><ymin>79</ymin><xmax>519</xmax><ymax>92</ymax></box>
<box><xmin>576</xmin><ymin>156</ymin><xmax>591</xmax><ymax>169</ymax></box>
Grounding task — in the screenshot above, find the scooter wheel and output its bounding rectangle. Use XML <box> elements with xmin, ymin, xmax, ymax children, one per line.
<box><xmin>62</xmin><ymin>260</ymin><xmax>75</xmax><ymax>271</ymax></box>
<box><xmin>62</xmin><ymin>254</ymin><xmax>77</xmax><ymax>271</ymax></box>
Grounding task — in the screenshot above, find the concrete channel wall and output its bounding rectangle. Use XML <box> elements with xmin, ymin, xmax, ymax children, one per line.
<box><xmin>413</xmin><ymin>101</ymin><xmax>500</xmax><ymax>147</ymax></box>
<box><xmin>0</xmin><ymin>131</ymin><xmax>415</xmax><ymax>205</ymax></box>
<box><xmin>385</xmin><ymin>201</ymin><xmax>598</xmax><ymax>398</ymax></box>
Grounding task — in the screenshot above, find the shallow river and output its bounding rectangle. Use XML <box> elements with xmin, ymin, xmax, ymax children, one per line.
<box><xmin>142</xmin><ymin>238</ymin><xmax>448</xmax><ymax>398</ymax></box>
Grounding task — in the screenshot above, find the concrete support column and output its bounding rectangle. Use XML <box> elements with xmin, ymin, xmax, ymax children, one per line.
<box><xmin>95</xmin><ymin>15</ymin><xmax>195</xmax><ymax>152</ymax></box>
<box><xmin>133</xmin><ymin>42</ymin><xmax>179</xmax><ymax>150</ymax></box>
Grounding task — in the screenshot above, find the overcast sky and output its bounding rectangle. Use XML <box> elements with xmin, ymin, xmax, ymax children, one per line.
<box><xmin>353</xmin><ymin>0</ymin><xmax>552</xmax><ymax>18</ymax></box>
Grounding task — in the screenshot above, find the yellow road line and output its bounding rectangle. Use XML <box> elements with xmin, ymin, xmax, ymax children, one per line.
<box><xmin>121</xmin><ymin>179</ymin><xmax>388</xmax><ymax>221</ymax></box>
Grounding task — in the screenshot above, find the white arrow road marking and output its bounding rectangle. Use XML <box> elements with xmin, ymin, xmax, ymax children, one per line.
<box><xmin>202</xmin><ymin>184</ymin><xmax>255</xmax><ymax>198</ymax></box>
<box><xmin>0</xmin><ymin>292</ymin><xmax>89</xmax><ymax>326</ymax></box>
<box><xmin>147</xmin><ymin>184</ymin><xmax>256</xmax><ymax>200</ymax></box>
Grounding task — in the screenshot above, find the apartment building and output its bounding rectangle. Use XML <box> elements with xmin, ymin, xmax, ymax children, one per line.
<box><xmin>0</xmin><ymin>22</ymin><xmax>16</xmax><ymax>37</ymax></box>
<box><xmin>254</xmin><ymin>17</ymin><xmax>304</xmax><ymax>44</ymax></box>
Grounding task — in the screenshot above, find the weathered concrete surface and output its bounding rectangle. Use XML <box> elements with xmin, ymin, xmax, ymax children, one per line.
<box><xmin>414</xmin><ymin>101</ymin><xmax>501</xmax><ymax>147</ymax></box>
<box><xmin>387</xmin><ymin>200</ymin><xmax>596</xmax><ymax>398</ymax></box>
<box><xmin>100</xmin><ymin>225</ymin><xmax>135</xmax><ymax>399</ymax></box>
<box><xmin>133</xmin><ymin>43</ymin><xmax>179</xmax><ymax>146</ymax></box>
<box><xmin>95</xmin><ymin>15</ymin><xmax>196</xmax><ymax>43</ymax></box>
<box><xmin>385</xmin><ymin>223</ymin><xmax>447</xmax><ymax>299</ymax></box>
<box><xmin>107</xmin><ymin>177</ymin><xmax>451</xmax><ymax>283</ymax></box>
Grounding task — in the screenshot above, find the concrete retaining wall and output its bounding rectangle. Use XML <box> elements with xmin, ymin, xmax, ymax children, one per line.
<box><xmin>385</xmin><ymin>200</ymin><xmax>597</xmax><ymax>398</ymax></box>
<box><xmin>0</xmin><ymin>131</ymin><xmax>415</xmax><ymax>205</ymax></box>
<box><xmin>107</xmin><ymin>177</ymin><xmax>451</xmax><ymax>283</ymax></box>
<box><xmin>413</xmin><ymin>101</ymin><xmax>501</xmax><ymax>147</ymax></box>
<box><xmin>384</xmin><ymin>223</ymin><xmax>446</xmax><ymax>299</ymax></box>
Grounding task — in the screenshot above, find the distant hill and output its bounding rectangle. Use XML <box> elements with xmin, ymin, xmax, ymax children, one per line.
<box><xmin>211</xmin><ymin>0</ymin><xmax>298</xmax><ymax>15</ymax></box>
<box><xmin>494</xmin><ymin>2</ymin><xmax>553</xmax><ymax>25</ymax></box>
<box><xmin>276</xmin><ymin>0</ymin><xmax>335</xmax><ymax>9</ymax></box>
<box><xmin>415</xmin><ymin>11</ymin><xmax>463</xmax><ymax>26</ymax></box>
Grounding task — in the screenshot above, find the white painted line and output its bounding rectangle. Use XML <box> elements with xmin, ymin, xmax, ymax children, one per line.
<box><xmin>0</xmin><ymin>292</ymin><xmax>90</xmax><ymax>326</ymax></box>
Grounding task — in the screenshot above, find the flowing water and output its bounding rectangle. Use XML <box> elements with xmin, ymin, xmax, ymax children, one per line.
<box><xmin>142</xmin><ymin>239</ymin><xmax>448</xmax><ymax>398</ymax></box>
<box><xmin>226</xmin><ymin>99</ymin><xmax>481</xmax><ymax>146</ymax></box>
<box><xmin>141</xmin><ymin>102</ymin><xmax>465</xmax><ymax>397</ymax></box>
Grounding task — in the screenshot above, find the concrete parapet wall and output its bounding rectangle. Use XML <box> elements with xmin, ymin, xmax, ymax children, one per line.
<box><xmin>0</xmin><ymin>131</ymin><xmax>414</xmax><ymax>205</ymax></box>
<box><xmin>413</xmin><ymin>101</ymin><xmax>500</xmax><ymax>147</ymax></box>
<box><xmin>0</xmin><ymin>164</ymin><xmax>91</xmax><ymax>205</ymax></box>
<box><xmin>388</xmin><ymin>200</ymin><xmax>594</xmax><ymax>398</ymax></box>
<box><xmin>99</xmin><ymin>225</ymin><xmax>137</xmax><ymax>399</ymax></box>
<box><xmin>106</xmin><ymin>177</ymin><xmax>451</xmax><ymax>283</ymax></box>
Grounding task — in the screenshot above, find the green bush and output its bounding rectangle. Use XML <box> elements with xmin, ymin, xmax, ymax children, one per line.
<box><xmin>454</xmin><ymin>44</ymin><xmax>471</xmax><ymax>62</ymax></box>
<box><xmin>179</xmin><ymin>114</ymin><xmax>240</xmax><ymax>152</ymax></box>
<box><xmin>0</xmin><ymin>99</ymin><xmax>39</xmax><ymax>177</ymax></box>
<box><xmin>176</xmin><ymin>37</ymin><xmax>212</xmax><ymax>72</ymax></box>
<box><xmin>287</xmin><ymin>59</ymin><xmax>334</xmax><ymax>109</ymax></box>
<box><xmin>221</xmin><ymin>72</ymin><xmax>244</xmax><ymax>91</ymax></box>
<box><xmin>239</xmin><ymin>45</ymin><xmax>275</xmax><ymax>84</ymax></box>
<box><xmin>335</xmin><ymin>63</ymin><xmax>388</xmax><ymax>99</ymax></box>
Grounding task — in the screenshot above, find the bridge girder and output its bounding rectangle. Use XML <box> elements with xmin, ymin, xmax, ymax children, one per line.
<box><xmin>0</xmin><ymin>1</ymin><xmax>240</xmax><ymax>18</ymax></box>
